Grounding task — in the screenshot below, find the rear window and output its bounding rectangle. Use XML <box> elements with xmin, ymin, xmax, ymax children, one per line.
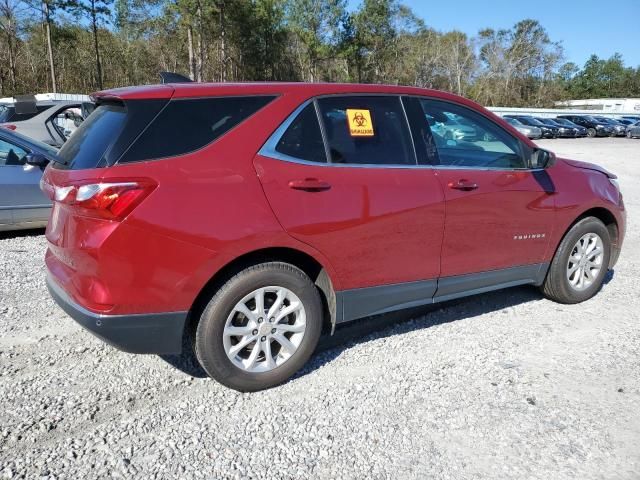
<box><xmin>119</xmin><ymin>96</ymin><xmax>276</xmax><ymax>163</ymax></box>
<box><xmin>55</xmin><ymin>103</ymin><xmax>129</xmax><ymax>170</ymax></box>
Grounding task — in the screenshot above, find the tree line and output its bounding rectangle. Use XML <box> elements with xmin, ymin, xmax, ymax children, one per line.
<box><xmin>1</xmin><ymin>0</ymin><xmax>639</xmax><ymax>106</ymax></box>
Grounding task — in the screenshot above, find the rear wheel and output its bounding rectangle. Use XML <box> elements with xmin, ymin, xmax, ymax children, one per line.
<box><xmin>541</xmin><ymin>217</ymin><xmax>611</xmax><ymax>304</ymax></box>
<box><xmin>195</xmin><ymin>262</ymin><xmax>323</xmax><ymax>391</ymax></box>
<box><xmin>587</xmin><ymin>128</ymin><xmax>596</xmax><ymax>137</ymax></box>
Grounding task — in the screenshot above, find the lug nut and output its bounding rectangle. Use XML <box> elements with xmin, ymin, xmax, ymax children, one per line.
<box><xmin>252</xmin><ymin>329</ymin><xmax>258</xmax><ymax>335</ymax></box>
<box><xmin>261</xmin><ymin>336</ymin><xmax>266</xmax><ymax>342</ymax></box>
<box><xmin>258</xmin><ymin>318</ymin><xmax>263</xmax><ymax>323</ymax></box>
<box><xmin>271</xmin><ymin>328</ymin><xmax>276</xmax><ymax>334</ymax></box>
<box><xmin>269</xmin><ymin>317</ymin><xmax>274</xmax><ymax>323</ymax></box>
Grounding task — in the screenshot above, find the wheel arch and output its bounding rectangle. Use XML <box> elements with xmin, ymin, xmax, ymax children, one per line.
<box><xmin>186</xmin><ymin>247</ymin><xmax>338</xmax><ymax>341</ymax></box>
<box><xmin>561</xmin><ymin>207</ymin><xmax>620</xmax><ymax>268</ymax></box>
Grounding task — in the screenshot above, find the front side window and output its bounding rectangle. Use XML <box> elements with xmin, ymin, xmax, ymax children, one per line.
<box><xmin>316</xmin><ymin>96</ymin><xmax>415</xmax><ymax>166</ymax></box>
<box><xmin>275</xmin><ymin>103</ymin><xmax>326</xmax><ymax>163</ymax></box>
<box><xmin>0</xmin><ymin>139</ymin><xmax>28</xmax><ymax>166</ymax></box>
<box><xmin>415</xmin><ymin>99</ymin><xmax>526</xmax><ymax>169</ymax></box>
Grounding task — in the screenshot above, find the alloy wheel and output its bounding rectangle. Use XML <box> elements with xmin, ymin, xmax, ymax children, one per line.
<box><xmin>223</xmin><ymin>286</ymin><xmax>306</xmax><ymax>373</ymax></box>
<box><xmin>566</xmin><ymin>233</ymin><xmax>604</xmax><ymax>291</ymax></box>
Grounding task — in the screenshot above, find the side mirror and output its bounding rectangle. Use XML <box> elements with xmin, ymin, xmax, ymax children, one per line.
<box><xmin>531</xmin><ymin>148</ymin><xmax>556</xmax><ymax>169</ymax></box>
<box><xmin>25</xmin><ymin>152</ymin><xmax>49</xmax><ymax>168</ymax></box>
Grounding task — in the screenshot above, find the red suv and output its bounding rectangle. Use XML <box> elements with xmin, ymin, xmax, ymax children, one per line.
<box><xmin>42</xmin><ymin>83</ymin><xmax>626</xmax><ymax>391</ymax></box>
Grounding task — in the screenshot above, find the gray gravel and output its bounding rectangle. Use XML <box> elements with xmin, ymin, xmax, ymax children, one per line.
<box><xmin>1</xmin><ymin>137</ymin><xmax>639</xmax><ymax>479</ymax></box>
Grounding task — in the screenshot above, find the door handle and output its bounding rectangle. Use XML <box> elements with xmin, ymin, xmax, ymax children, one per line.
<box><xmin>448</xmin><ymin>179</ymin><xmax>478</xmax><ymax>191</ymax></box>
<box><xmin>288</xmin><ymin>178</ymin><xmax>332</xmax><ymax>192</ymax></box>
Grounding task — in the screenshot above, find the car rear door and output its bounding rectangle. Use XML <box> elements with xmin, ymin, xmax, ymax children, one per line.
<box><xmin>254</xmin><ymin>95</ymin><xmax>445</xmax><ymax>319</ymax></box>
<box><xmin>404</xmin><ymin>97</ymin><xmax>555</xmax><ymax>295</ymax></box>
<box><xmin>0</xmin><ymin>137</ymin><xmax>50</xmax><ymax>227</ymax></box>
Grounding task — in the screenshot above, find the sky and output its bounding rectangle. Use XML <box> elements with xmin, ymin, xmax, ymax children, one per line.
<box><xmin>348</xmin><ymin>0</ymin><xmax>640</xmax><ymax>68</ymax></box>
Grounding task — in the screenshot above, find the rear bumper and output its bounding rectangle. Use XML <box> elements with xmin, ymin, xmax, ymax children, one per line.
<box><xmin>47</xmin><ymin>275</ymin><xmax>187</xmax><ymax>354</ymax></box>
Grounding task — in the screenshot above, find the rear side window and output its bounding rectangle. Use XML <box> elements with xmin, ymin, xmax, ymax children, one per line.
<box><xmin>120</xmin><ymin>96</ymin><xmax>276</xmax><ymax>163</ymax></box>
<box><xmin>275</xmin><ymin>103</ymin><xmax>326</xmax><ymax>163</ymax></box>
<box><xmin>316</xmin><ymin>96</ymin><xmax>415</xmax><ymax>165</ymax></box>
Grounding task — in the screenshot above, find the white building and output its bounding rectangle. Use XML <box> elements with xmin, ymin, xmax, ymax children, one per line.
<box><xmin>555</xmin><ymin>98</ymin><xmax>640</xmax><ymax>112</ymax></box>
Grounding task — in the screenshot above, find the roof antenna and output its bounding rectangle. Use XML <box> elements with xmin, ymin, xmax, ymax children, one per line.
<box><xmin>159</xmin><ymin>72</ymin><xmax>193</xmax><ymax>84</ymax></box>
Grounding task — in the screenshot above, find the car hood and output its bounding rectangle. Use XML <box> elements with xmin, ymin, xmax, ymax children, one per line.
<box><xmin>561</xmin><ymin>158</ymin><xmax>617</xmax><ymax>179</ymax></box>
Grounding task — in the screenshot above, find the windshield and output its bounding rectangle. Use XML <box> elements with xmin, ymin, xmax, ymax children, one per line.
<box><xmin>504</xmin><ymin>117</ymin><xmax>521</xmax><ymax>126</ymax></box>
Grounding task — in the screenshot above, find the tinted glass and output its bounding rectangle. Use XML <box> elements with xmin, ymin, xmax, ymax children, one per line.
<box><xmin>120</xmin><ymin>96</ymin><xmax>276</xmax><ymax>163</ymax></box>
<box><xmin>316</xmin><ymin>96</ymin><xmax>415</xmax><ymax>165</ymax></box>
<box><xmin>275</xmin><ymin>103</ymin><xmax>326</xmax><ymax>163</ymax></box>
<box><xmin>0</xmin><ymin>139</ymin><xmax>28</xmax><ymax>166</ymax></box>
<box><xmin>417</xmin><ymin>99</ymin><xmax>525</xmax><ymax>169</ymax></box>
<box><xmin>56</xmin><ymin>104</ymin><xmax>127</xmax><ymax>170</ymax></box>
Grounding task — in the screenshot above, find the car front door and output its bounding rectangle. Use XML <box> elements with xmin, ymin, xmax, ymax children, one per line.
<box><xmin>255</xmin><ymin>95</ymin><xmax>445</xmax><ymax>322</ymax></box>
<box><xmin>404</xmin><ymin>97</ymin><xmax>555</xmax><ymax>298</ymax></box>
<box><xmin>0</xmin><ymin>138</ymin><xmax>50</xmax><ymax>228</ymax></box>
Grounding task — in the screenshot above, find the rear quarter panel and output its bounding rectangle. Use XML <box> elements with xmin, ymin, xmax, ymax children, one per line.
<box><xmin>45</xmin><ymin>93</ymin><xmax>340</xmax><ymax>314</ymax></box>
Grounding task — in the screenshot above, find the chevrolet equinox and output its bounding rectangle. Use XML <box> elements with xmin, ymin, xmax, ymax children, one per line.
<box><xmin>42</xmin><ymin>83</ymin><xmax>626</xmax><ymax>391</ymax></box>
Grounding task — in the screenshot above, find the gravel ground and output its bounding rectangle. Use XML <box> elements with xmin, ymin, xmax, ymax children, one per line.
<box><xmin>1</xmin><ymin>137</ymin><xmax>639</xmax><ymax>479</ymax></box>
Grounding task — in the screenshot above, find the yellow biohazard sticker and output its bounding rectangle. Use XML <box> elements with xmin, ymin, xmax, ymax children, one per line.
<box><xmin>346</xmin><ymin>109</ymin><xmax>374</xmax><ymax>137</ymax></box>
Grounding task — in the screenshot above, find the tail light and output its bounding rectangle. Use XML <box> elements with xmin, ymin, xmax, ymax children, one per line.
<box><xmin>1</xmin><ymin>124</ymin><xmax>16</xmax><ymax>130</ymax></box>
<box><xmin>42</xmin><ymin>179</ymin><xmax>156</xmax><ymax>220</ymax></box>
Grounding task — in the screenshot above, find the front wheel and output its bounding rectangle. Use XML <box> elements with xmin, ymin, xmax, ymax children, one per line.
<box><xmin>541</xmin><ymin>217</ymin><xmax>611</xmax><ymax>304</ymax></box>
<box><xmin>195</xmin><ymin>262</ymin><xmax>323</xmax><ymax>391</ymax></box>
<box><xmin>587</xmin><ymin>128</ymin><xmax>596</xmax><ymax>137</ymax></box>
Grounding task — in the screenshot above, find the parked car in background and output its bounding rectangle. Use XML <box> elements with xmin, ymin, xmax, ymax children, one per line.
<box><xmin>42</xmin><ymin>82</ymin><xmax>626</xmax><ymax>391</ymax></box>
<box><xmin>556</xmin><ymin>115</ymin><xmax>615</xmax><ymax>137</ymax></box>
<box><xmin>552</xmin><ymin>117</ymin><xmax>589</xmax><ymax>137</ymax></box>
<box><xmin>591</xmin><ymin>116</ymin><xmax>627</xmax><ymax>137</ymax></box>
<box><xmin>535</xmin><ymin>117</ymin><xmax>576</xmax><ymax>138</ymax></box>
<box><xmin>626</xmin><ymin>121</ymin><xmax>640</xmax><ymax>139</ymax></box>
<box><xmin>621</xmin><ymin>116</ymin><xmax>640</xmax><ymax>123</ymax></box>
<box><xmin>504</xmin><ymin>115</ymin><xmax>557</xmax><ymax>138</ymax></box>
<box><xmin>0</xmin><ymin>128</ymin><xmax>56</xmax><ymax>231</ymax></box>
<box><xmin>0</xmin><ymin>101</ymin><xmax>87</xmax><ymax>147</ymax></box>
<box><xmin>0</xmin><ymin>100</ymin><xmax>61</xmax><ymax>124</ymax></box>
<box><xmin>503</xmin><ymin>116</ymin><xmax>542</xmax><ymax>139</ymax></box>
<box><xmin>430</xmin><ymin>111</ymin><xmax>479</xmax><ymax>141</ymax></box>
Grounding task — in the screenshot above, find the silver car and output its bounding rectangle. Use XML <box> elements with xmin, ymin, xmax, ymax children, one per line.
<box><xmin>626</xmin><ymin>121</ymin><xmax>640</xmax><ymax>139</ymax></box>
<box><xmin>503</xmin><ymin>116</ymin><xmax>542</xmax><ymax>139</ymax></box>
<box><xmin>0</xmin><ymin>101</ymin><xmax>86</xmax><ymax>147</ymax></box>
<box><xmin>0</xmin><ymin>128</ymin><xmax>56</xmax><ymax>231</ymax></box>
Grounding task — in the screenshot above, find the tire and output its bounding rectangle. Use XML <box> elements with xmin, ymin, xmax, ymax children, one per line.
<box><xmin>541</xmin><ymin>217</ymin><xmax>611</xmax><ymax>304</ymax></box>
<box><xmin>195</xmin><ymin>262</ymin><xmax>323</xmax><ymax>392</ymax></box>
<box><xmin>627</xmin><ymin>131</ymin><xmax>632</xmax><ymax>138</ymax></box>
<box><xmin>587</xmin><ymin>128</ymin><xmax>596</xmax><ymax>138</ymax></box>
